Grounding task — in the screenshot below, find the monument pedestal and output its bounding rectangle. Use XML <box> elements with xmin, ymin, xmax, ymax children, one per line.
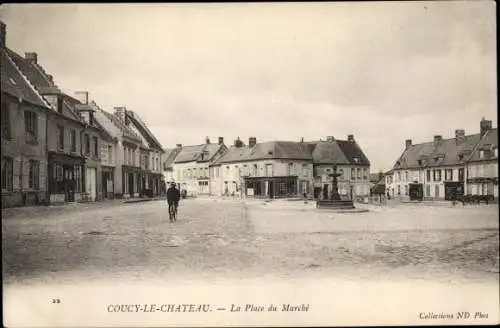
<box><xmin>316</xmin><ymin>166</ymin><xmax>357</xmax><ymax>210</ymax></box>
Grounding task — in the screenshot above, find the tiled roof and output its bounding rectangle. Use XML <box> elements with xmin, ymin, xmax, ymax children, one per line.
<box><xmin>215</xmin><ymin>141</ymin><xmax>313</xmax><ymax>164</ymax></box>
<box><xmin>1</xmin><ymin>49</ymin><xmax>49</xmax><ymax>108</ymax></box>
<box><xmin>125</xmin><ymin>110</ymin><xmax>163</xmax><ymax>150</ymax></box>
<box><xmin>312</xmin><ymin>140</ymin><xmax>350</xmax><ymax>165</ymax></box>
<box><xmin>336</xmin><ymin>140</ymin><xmax>371</xmax><ymax>165</ymax></box>
<box><xmin>394</xmin><ymin>134</ymin><xmax>481</xmax><ymax>169</ymax></box>
<box><xmin>99</xmin><ymin>108</ymin><xmax>142</xmax><ymax>141</ymax></box>
<box><xmin>468</xmin><ymin>128</ymin><xmax>498</xmax><ymax>162</ymax></box>
<box><xmin>6</xmin><ymin>48</ymin><xmax>53</xmax><ymax>89</ymax></box>
<box><xmin>174</xmin><ymin>143</ymin><xmax>225</xmax><ymax>163</ymax></box>
<box><xmin>162</xmin><ymin>147</ymin><xmax>182</xmax><ymax>169</ymax></box>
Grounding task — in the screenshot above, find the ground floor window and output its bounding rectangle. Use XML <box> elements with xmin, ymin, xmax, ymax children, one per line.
<box><xmin>435</xmin><ymin>185</ymin><xmax>440</xmax><ymax>197</ymax></box>
<box><xmin>52</xmin><ymin>163</ymin><xmax>64</xmax><ymax>193</ymax></box>
<box><xmin>28</xmin><ymin>160</ymin><xmax>40</xmax><ymax>190</ymax></box>
<box><xmin>74</xmin><ymin>164</ymin><xmax>82</xmax><ymax>192</ymax></box>
<box><xmin>426</xmin><ymin>185</ymin><xmax>430</xmax><ymax>197</ymax></box>
<box><xmin>2</xmin><ymin>157</ymin><xmax>13</xmax><ymax>191</ymax></box>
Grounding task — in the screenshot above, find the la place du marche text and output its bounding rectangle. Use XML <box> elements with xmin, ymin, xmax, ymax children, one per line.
<box><xmin>231</xmin><ymin>304</ymin><xmax>310</xmax><ymax>312</ymax></box>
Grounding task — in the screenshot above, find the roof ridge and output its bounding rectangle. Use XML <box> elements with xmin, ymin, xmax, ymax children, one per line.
<box><xmin>4</xmin><ymin>49</ymin><xmax>51</xmax><ymax>109</ymax></box>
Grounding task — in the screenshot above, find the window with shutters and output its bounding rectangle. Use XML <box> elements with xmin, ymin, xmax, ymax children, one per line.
<box><xmin>70</xmin><ymin>129</ymin><xmax>77</xmax><ymax>152</ymax></box>
<box><xmin>93</xmin><ymin>136</ymin><xmax>98</xmax><ymax>158</ymax></box>
<box><xmin>57</xmin><ymin>125</ymin><xmax>64</xmax><ymax>151</ymax></box>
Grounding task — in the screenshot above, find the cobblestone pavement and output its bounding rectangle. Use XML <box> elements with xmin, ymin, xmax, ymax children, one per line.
<box><xmin>2</xmin><ymin>198</ymin><xmax>499</xmax><ymax>285</ymax></box>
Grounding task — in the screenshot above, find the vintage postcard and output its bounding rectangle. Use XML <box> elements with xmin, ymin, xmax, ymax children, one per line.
<box><xmin>1</xmin><ymin>1</ymin><xmax>498</xmax><ymax>327</ymax></box>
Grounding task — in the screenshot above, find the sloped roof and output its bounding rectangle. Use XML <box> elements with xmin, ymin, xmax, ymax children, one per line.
<box><xmin>336</xmin><ymin>140</ymin><xmax>371</xmax><ymax>165</ymax></box>
<box><xmin>468</xmin><ymin>128</ymin><xmax>498</xmax><ymax>162</ymax></box>
<box><xmin>1</xmin><ymin>48</ymin><xmax>49</xmax><ymax>108</ymax></box>
<box><xmin>6</xmin><ymin>48</ymin><xmax>53</xmax><ymax>89</ymax></box>
<box><xmin>99</xmin><ymin>107</ymin><xmax>142</xmax><ymax>141</ymax></box>
<box><xmin>312</xmin><ymin>140</ymin><xmax>350</xmax><ymax>164</ymax></box>
<box><xmin>162</xmin><ymin>147</ymin><xmax>182</xmax><ymax>169</ymax></box>
<box><xmin>174</xmin><ymin>143</ymin><xmax>225</xmax><ymax>163</ymax></box>
<box><xmin>215</xmin><ymin>141</ymin><xmax>313</xmax><ymax>164</ymax></box>
<box><xmin>394</xmin><ymin>133</ymin><xmax>481</xmax><ymax>169</ymax></box>
<box><xmin>125</xmin><ymin>110</ymin><xmax>163</xmax><ymax>150</ymax></box>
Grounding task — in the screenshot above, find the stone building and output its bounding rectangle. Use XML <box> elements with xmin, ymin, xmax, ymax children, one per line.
<box><xmin>1</xmin><ymin>23</ymin><xmax>51</xmax><ymax>207</ymax></box>
<box><xmin>8</xmin><ymin>50</ymin><xmax>105</xmax><ymax>203</ymax></box>
<box><xmin>172</xmin><ymin>137</ymin><xmax>227</xmax><ymax>196</ymax></box>
<box><xmin>389</xmin><ymin>118</ymin><xmax>497</xmax><ymax>201</ymax></box>
<box><xmin>466</xmin><ymin>119</ymin><xmax>498</xmax><ymax>198</ymax></box>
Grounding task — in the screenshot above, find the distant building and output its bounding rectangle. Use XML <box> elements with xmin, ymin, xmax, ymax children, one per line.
<box><xmin>172</xmin><ymin>137</ymin><xmax>227</xmax><ymax>196</ymax></box>
<box><xmin>389</xmin><ymin>118</ymin><xmax>497</xmax><ymax>201</ymax></box>
<box><xmin>211</xmin><ymin>137</ymin><xmax>313</xmax><ymax>198</ymax></box>
<box><xmin>466</xmin><ymin>120</ymin><xmax>498</xmax><ymax>198</ymax></box>
<box><xmin>162</xmin><ymin>146</ymin><xmax>182</xmax><ymax>186</ymax></box>
<box><xmin>210</xmin><ymin>135</ymin><xmax>371</xmax><ymax>200</ymax></box>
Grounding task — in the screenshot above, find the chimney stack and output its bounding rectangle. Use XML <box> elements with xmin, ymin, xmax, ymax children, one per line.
<box><xmin>248</xmin><ymin>137</ymin><xmax>257</xmax><ymax>148</ymax></box>
<box><xmin>0</xmin><ymin>21</ymin><xmax>6</xmax><ymax>49</ymax></box>
<box><xmin>176</xmin><ymin>143</ymin><xmax>182</xmax><ymax>148</ymax></box>
<box><xmin>25</xmin><ymin>52</ymin><xmax>38</xmax><ymax>64</ymax></box>
<box><xmin>455</xmin><ymin>129</ymin><xmax>465</xmax><ymax>141</ymax></box>
<box><xmin>433</xmin><ymin>135</ymin><xmax>442</xmax><ymax>142</ymax></box>
<box><xmin>114</xmin><ymin>106</ymin><xmax>126</xmax><ymax>122</ymax></box>
<box><xmin>74</xmin><ymin>91</ymin><xmax>89</xmax><ymax>105</ymax></box>
<box><xmin>234</xmin><ymin>137</ymin><xmax>243</xmax><ymax>148</ymax></box>
<box><xmin>347</xmin><ymin>134</ymin><xmax>354</xmax><ymax>141</ymax></box>
<box><xmin>218</xmin><ymin>137</ymin><xmax>224</xmax><ymax>145</ymax></box>
<box><xmin>480</xmin><ymin>118</ymin><xmax>492</xmax><ymax>137</ymax></box>
<box><xmin>300</xmin><ymin>137</ymin><xmax>304</xmax><ymax>143</ymax></box>
<box><xmin>205</xmin><ymin>136</ymin><xmax>210</xmax><ymax>144</ymax></box>
<box><xmin>405</xmin><ymin>139</ymin><xmax>412</xmax><ymax>150</ymax></box>
<box><xmin>326</xmin><ymin>136</ymin><xmax>335</xmax><ymax>142</ymax></box>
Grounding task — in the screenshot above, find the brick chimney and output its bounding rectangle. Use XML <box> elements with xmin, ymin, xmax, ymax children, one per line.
<box><xmin>248</xmin><ymin>137</ymin><xmax>257</xmax><ymax>148</ymax></box>
<box><xmin>480</xmin><ymin>118</ymin><xmax>492</xmax><ymax>138</ymax></box>
<box><xmin>455</xmin><ymin>129</ymin><xmax>465</xmax><ymax>143</ymax></box>
<box><xmin>205</xmin><ymin>136</ymin><xmax>210</xmax><ymax>144</ymax></box>
<box><xmin>218</xmin><ymin>136</ymin><xmax>224</xmax><ymax>145</ymax></box>
<box><xmin>0</xmin><ymin>21</ymin><xmax>6</xmax><ymax>49</ymax></box>
<box><xmin>405</xmin><ymin>139</ymin><xmax>412</xmax><ymax>150</ymax></box>
<box><xmin>74</xmin><ymin>91</ymin><xmax>89</xmax><ymax>105</ymax></box>
<box><xmin>25</xmin><ymin>52</ymin><xmax>38</xmax><ymax>64</ymax></box>
<box><xmin>114</xmin><ymin>106</ymin><xmax>126</xmax><ymax>123</ymax></box>
<box><xmin>433</xmin><ymin>135</ymin><xmax>442</xmax><ymax>142</ymax></box>
<box><xmin>234</xmin><ymin>137</ymin><xmax>244</xmax><ymax>148</ymax></box>
<box><xmin>347</xmin><ymin>134</ymin><xmax>354</xmax><ymax>141</ymax></box>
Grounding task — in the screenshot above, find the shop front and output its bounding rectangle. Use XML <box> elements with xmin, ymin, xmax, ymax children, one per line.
<box><xmin>244</xmin><ymin>176</ymin><xmax>298</xmax><ymax>199</ymax></box>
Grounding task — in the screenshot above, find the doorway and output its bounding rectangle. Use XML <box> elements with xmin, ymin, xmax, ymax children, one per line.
<box><xmin>128</xmin><ymin>173</ymin><xmax>134</xmax><ymax>197</ymax></box>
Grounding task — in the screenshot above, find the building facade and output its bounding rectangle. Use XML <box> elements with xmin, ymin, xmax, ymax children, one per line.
<box><xmin>9</xmin><ymin>50</ymin><xmax>107</xmax><ymax>203</ymax></box>
<box><xmin>210</xmin><ymin>136</ymin><xmax>371</xmax><ymax>200</ymax></box>
<box><xmin>1</xmin><ymin>29</ymin><xmax>51</xmax><ymax>208</ymax></box>
<box><xmin>311</xmin><ymin>135</ymin><xmax>371</xmax><ymax>200</ymax></box>
<box><xmin>389</xmin><ymin>119</ymin><xmax>497</xmax><ymax>201</ymax></box>
<box><xmin>172</xmin><ymin>137</ymin><xmax>227</xmax><ymax>196</ymax></box>
<box><xmin>466</xmin><ymin>120</ymin><xmax>498</xmax><ymax>199</ymax></box>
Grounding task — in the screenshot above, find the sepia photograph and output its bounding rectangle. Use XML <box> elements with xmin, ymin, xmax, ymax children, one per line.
<box><xmin>1</xmin><ymin>1</ymin><xmax>498</xmax><ymax>327</ymax></box>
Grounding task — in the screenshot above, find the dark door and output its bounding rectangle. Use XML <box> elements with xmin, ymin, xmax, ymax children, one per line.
<box><xmin>323</xmin><ymin>184</ymin><xmax>329</xmax><ymax>200</ymax></box>
<box><xmin>128</xmin><ymin>173</ymin><xmax>134</xmax><ymax>196</ymax></box>
<box><xmin>268</xmin><ymin>181</ymin><xmax>274</xmax><ymax>199</ymax></box>
<box><xmin>63</xmin><ymin>164</ymin><xmax>75</xmax><ymax>202</ymax></box>
<box><xmin>102</xmin><ymin>172</ymin><xmax>108</xmax><ymax>198</ymax></box>
<box><xmin>409</xmin><ymin>183</ymin><xmax>423</xmax><ymax>201</ymax></box>
<box><xmin>314</xmin><ymin>187</ymin><xmax>321</xmax><ymax>199</ymax></box>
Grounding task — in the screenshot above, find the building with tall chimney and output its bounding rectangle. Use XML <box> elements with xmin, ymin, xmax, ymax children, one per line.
<box><xmin>5</xmin><ymin>32</ymin><xmax>106</xmax><ymax>203</ymax></box>
<box><xmin>466</xmin><ymin>119</ymin><xmax>498</xmax><ymax>198</ymax></box>
<box><xmin>210</xmin><ymin>135</ymin><xmax>371</xmax><ymax>200</ymax></box>
<box><xmin>388</xmin><ymin>118</ymin><xmax>497</xmax><ymax>201</ymax></box>
<box><xmin>170</xmin><ymin>137</ymin><xmax>227</xmax><ymax>196</ymax></box>
<box><xmin>1</xmin><ymin>21</ymin><xmax>52</xmax><ymax>207</ymax></box>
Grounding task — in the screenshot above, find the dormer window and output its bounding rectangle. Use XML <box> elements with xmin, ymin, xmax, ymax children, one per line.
<box><xmin>417</xmin><ymin>160</ymin><xmax>422</xmax><ymax>166</ymax></box>
<box><xmin>458</xmin><ymin>154</ymin><xmax>464</xmax><ymax>160</ymax></box>
<box><xmin>479</xmin><ymin>150</ymin><xmax>484</xmax><ymax>159</ymax></box>
<box><xmin>353</xmin><ymin>157</ymin><xmax>359</xmax><ymax>163</ymax></box>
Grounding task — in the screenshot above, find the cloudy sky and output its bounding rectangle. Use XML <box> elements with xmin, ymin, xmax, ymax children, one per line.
<box><xmin>0</xmin><ymin>2</ymin><xmax>496</xmax><ymax>172</ymax></box>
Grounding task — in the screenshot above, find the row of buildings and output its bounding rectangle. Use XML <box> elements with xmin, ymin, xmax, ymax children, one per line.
<box><xmin>163</xmin><ymin>135</ymin><xmax>372</xmax><ymax>200</ymax></box>
<box><xmin>385</xmin><ymin>118</ymin><xmax>498</xmax><ymax>201</ymax></box>
<box><xmin>1</xmin><ymin>21</ymin><xmax>165</xmax><ymax>208</ymax></box>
